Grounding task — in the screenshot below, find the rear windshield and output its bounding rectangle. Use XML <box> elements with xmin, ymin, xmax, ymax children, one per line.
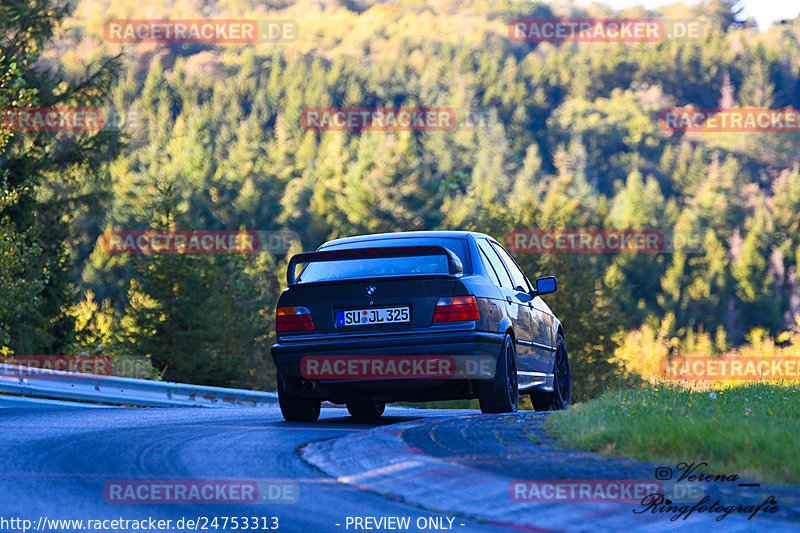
<box><xmin>296</xmin><ymin>237</ymin><xmax>470</xmax><ymax>284</ymax></box>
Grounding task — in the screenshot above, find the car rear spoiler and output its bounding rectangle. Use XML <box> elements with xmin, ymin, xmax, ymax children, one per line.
<box><xmin>287</xmin><ymin>245</ymin><xmax>463</xmax><ymax>286</ymax></box>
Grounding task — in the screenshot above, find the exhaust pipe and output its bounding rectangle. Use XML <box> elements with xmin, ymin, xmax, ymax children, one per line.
<box><xmin>292</xmin><ymin>379</ymin><xmax>319</xmax><ymax>392</ymax></box>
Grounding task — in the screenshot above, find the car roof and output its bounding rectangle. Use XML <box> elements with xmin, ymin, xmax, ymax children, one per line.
<box><xmin>318</xmin><ymin>230</ymin><xmax>494</xmax><ymax>250</ymax></box>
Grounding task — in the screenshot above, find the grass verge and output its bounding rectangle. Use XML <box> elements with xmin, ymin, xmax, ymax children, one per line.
<box><xmin>544</xmin><ymin>383</ymin><xmax>800</xmax><ymax>485</ymax></box>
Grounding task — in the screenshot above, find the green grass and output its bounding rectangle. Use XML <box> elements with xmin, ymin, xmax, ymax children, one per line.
<box><xmin>544</xmin><ymin>384</ymin><xmax>800</xmax><ymax>485</ymax></box>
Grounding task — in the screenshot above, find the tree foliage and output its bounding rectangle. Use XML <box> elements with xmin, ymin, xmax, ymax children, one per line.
<box><xmin>4</xmin><ymin>0</ymin><xmax>800</xmax><ymax>394</ymax></box>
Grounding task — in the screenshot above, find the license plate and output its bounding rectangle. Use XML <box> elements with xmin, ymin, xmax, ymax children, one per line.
<box><xmin>337</xmin><ymin>306</ymin><xmax>410</xmax><ymax>327</ymax></box>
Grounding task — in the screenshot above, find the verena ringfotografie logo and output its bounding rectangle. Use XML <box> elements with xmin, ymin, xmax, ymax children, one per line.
<box><xmin>300</xmin><ymin>108</ymin><xmax>455</xmax><ymax>131</ymax></box>
<box><xmin>508</xmin><ymin>19</ymin><xmax>708</xmax><ymax>43</ymax></box>
<box><xmin>638</xmin><ymin>464</ymin><xmax>778</xmax><ymax>522</ymax></box>
<box><xmin>0</xmin><ymin>108</ymin><xmax>103</xmax><ymax>131</ymax></box>
<box><xmin>100</xmin><ymin>230</ymin><xmax>297</xmax><ymax>255</ymax></box>
<box><xmin>660</xmin><ymin>108</ymin><xmax>800</xmax><ymax>133</ymax></box>
<box><xmin>301</xmin><ymin>355</ymin><xmax>497</xmax><ymax>380</ymax></box>
<box><xmin>103</xmin><ymin>19</ymin><xmax>298</xmax><ymax>43</ymax></box>
<box><xmin>661</xmin><ymin>357</ymin><xmax>800</xmax><ymax>381</ymax></box>
<box><xmin>104</xmin><ymin>480</ymin><xmax>298</xmax><ymax>504</ymax></box>
<box><xmin>0</xmin><ymin>355</ymin><xmax>111</xmax><ymax>379</ymax></box>
<box><xmin>508</xmin><ymin>229</ymin><xmax>664</xmax><ymax>253</ymax></box>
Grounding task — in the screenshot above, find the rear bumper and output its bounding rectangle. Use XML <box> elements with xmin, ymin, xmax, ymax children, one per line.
<box><xmin>271</xmin><ymin>330</ymin><xmax>504</xmax><ymax>402</ymax></box>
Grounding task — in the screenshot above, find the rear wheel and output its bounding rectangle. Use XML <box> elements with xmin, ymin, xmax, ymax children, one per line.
<box><xmin>531</xmin><ymin>334</ymin><xmax>571</xmax><ymax>411</ymax></box>
<box><xmin>346</xmin><ymin>401</ymin><xmax>386</xmax><ymax>422</ymax></box>
<box><xmin>479</xmin><ymin>334</ymin><xmax>519</xmax><ymax>414</ymax></box>
<box><xmin>277</xmin><ymin>375</ymin><xmax>321</xmax><ymax>422</ymax></box>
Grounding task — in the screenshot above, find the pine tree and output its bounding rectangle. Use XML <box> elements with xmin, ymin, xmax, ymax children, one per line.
<box><xmin>0</xmin><ymin>0</ymin><xmax>121</xmax><ymax>353</ymax></box>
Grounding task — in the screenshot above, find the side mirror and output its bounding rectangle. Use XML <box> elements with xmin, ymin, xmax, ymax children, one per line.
<box><xmin>534</xmin><ymin>276</ymin><xmax>557</xmax><ymax>295</ymax></box>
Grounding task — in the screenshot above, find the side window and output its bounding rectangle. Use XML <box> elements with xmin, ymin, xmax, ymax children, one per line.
<box><xmin>491</xmin><ymin>241</ymin><xmax>529</xmax><ymax>292</ymax></box>
<box><xmin>478</xmin><ymin>239</ymin><xmax>512</xmax><ymax>288</ymax></box>
<box><xmin>478</xmin><ymin>246</ymin><xmax>501</xmax><ymax>286</ymax></box>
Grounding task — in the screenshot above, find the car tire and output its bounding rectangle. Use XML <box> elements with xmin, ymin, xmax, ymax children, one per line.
<box><xmin>479</xmin><ymin>334</ymin><xmax>519</xmax><ymax>414</ymax></box>
<box><xmin>531</xmin><ymin>334</ymin><xmax>571</xmax><ymax>411</ymax></box>
<box><xmin>346</xmin><ymin>401</ymin><xmax>386</xmax><ymax>422</ymax></box>
<box><xmin>277</xmin><ymin>375</ymin><xmax>321</xmax><ymax>422</ymax></box>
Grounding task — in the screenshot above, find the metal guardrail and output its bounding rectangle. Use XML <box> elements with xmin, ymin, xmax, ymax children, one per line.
<box><xmin>0</xmin><ymin>394</ymin><xmax>114</xmax><ymax>408</ymax></box>
<box><xmin>0</xmin><ymin>363</ymin><xmax>277</xmax><ymax>408</ymax></box>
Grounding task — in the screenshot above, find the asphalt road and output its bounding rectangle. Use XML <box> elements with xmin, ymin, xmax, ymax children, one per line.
<box><xmin>3</xmin><ymin>405</ymin><xmax>798</xmax><ymax>533</ymax></box>
<box><xmin>0</xmin><ymin>406</ymin><xmax>502</xmax><ymax>533</ymax></box>
<box><xmin>305</xmin><ymin>412</ymin><xmax>800</xmax><ymax>532</ymax></box>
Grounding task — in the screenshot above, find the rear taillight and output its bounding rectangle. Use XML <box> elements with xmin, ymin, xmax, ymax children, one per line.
<box><xmin>276</xmin><ymin>306</ymin><xmax>315</xmax><ymax>332</ymax></box>
<box><xmin>432</xmin><ymin>296</ymin><xmax>480</xmax><ymax>322</ymax></box>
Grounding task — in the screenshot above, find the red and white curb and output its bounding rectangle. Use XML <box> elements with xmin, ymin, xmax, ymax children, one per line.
<box><xmin>300</xmin><ymin>416</ymin><xmax>798</xmax><ymax>533</ymax></box>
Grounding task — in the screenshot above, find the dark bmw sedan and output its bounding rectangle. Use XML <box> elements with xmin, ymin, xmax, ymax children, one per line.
<box><xmin>270</xmin><ymin>231</ymin><xmax>570</xmax><ymax>422</ymax></box>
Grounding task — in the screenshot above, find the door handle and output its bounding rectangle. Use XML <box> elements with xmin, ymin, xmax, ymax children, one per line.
<box><xmin>506</xmin><ymin>297</ymin><xmax>512</xmax><ymax>303</ymax></box>
<box><xmin>528</xmin><ymin>302</ymin><xmax>533</xmax><ymax>307</ymax></box>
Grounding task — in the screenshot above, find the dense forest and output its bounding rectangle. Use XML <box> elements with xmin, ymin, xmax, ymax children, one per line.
<box><xmin>3</xmin><ymin>0</ymin><xmax>800</xmax><ymax>400</ymax></box>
